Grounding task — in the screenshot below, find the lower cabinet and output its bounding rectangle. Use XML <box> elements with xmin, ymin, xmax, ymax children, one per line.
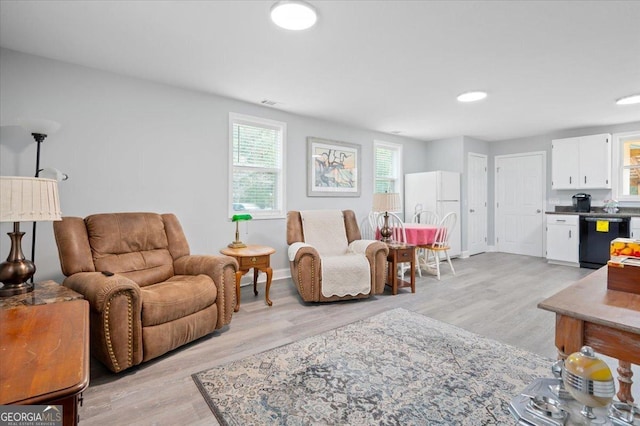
<box><xmin>546</xmin><ymin>215</ymin><xmax>579</xmax><ymax>265</ymax></box>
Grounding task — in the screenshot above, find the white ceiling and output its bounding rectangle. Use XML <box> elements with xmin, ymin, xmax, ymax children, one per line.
<box><xmin>1</xmin><ymin>0</ymin><xmax>639</xmax><ymax>142</ymax></box>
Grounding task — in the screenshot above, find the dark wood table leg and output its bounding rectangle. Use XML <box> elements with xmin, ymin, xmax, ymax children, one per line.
<box><xmin>410</xmin><ymin>251</ymin><xmax>415</xmax><ymax>293</ymax></box>
<box><xmin>264</xmin><ymin>267</ymin><xmax>273</xmax><ymax>306</ymax></box>
<box><xmin>253</xmin><ymin>268</ymin><xmax>259</xmax><ymax>296</ymax></box>
<box><xmin>617</xmin><ymin>360</ymin><xmax>634</xmax><ymax>403</ymax></box>
<box><xmin>391</xmin><ymin>257</ymin><xmax>398</xmax><ymax>295</ymax></box>
<box><xmin>234</xmin><ymin>270</ymin><xmax>248</xmax><ymax>312</ymax></box>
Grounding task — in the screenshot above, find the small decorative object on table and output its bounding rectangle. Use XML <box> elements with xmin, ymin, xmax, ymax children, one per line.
<box><xmin>563</xmin><ymin>346</ymin><xmax>615</xmax><ymax>420</ymax></box>
<box><xmin>603</xmin><ymin>199</ymin><xmax>619</xmax><ymax>214</ymax></box>
<box><xmin>228</xmin><ymin>214</ymin><xmax>252</xmax><ymax>248</ymax></box>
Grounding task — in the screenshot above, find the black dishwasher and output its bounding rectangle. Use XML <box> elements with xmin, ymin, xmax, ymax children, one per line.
<box><xmin>579</xmin><ymin>216</ymin><xmax>630</xmax><ymax>269</ymax></box>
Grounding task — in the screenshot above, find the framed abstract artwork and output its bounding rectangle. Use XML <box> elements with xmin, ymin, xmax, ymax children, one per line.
<box><xmin>307</xmin><ymin>137</ymin><xmax>361</xmax><ymax>197</ymax></box>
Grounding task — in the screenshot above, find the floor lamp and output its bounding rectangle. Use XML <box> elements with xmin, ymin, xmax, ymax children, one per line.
<box><xmin>16</xmin><ymin>118</ymin><xmax>62</xmax><ymax>283</ymax></box>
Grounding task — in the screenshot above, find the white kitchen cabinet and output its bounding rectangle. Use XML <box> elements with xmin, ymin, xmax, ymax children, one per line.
<box><xmin>546</xmin><ymin>214</ymin><xmax>579</xmax><ymax>265</ymax></box>
<box><xmin>551</xmin><ymin>133</ymin><xmax>611</xmax><ymax>189</ymax></box>
<box><xmin>631</xmin><ymin>217</ymin><xmax>640</xmax><ymax>239</ymax></box>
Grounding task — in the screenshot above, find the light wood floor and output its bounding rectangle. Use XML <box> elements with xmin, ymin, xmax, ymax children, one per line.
<box><xmin>78</xmin><ymin>253</ymin><xmax>636</xmax><ymax>425</ymax></box>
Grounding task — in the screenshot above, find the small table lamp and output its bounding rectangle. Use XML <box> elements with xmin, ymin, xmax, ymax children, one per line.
<box><xmin>228</xmin><ymin>214</ymin><xmax>252</xmax><ymax>248</ymax></box>
<box><xmin>0</xmin><ymin>176</ymin><xmax>62</xmax><ymax>296</ymax></box>
<box><xmin>372</xmin><ymin>192</ymin><xmax>401</xmax><ymax>243</ymax></box>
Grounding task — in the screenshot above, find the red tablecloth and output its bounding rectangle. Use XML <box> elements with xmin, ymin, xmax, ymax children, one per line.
<box><xmin>375</xmin><ymin>224</ymin><xmax>439</xmax><ymax>245</ymax></box>
<box><xmin>404</xmin><ymin>224</ymin><xmax>438</xmax><ymax>245</ymax></box>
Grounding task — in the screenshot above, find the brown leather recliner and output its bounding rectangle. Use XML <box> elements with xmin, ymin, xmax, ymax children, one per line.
<box><xmin>53</xmin><ymin>212</ymin><xmax>238</xmax><ymax>373</ymax></box>
<box><xmin>286</xmin><ymin>210</ymin><xmax>389</xmax><ymax>302</ymax></box>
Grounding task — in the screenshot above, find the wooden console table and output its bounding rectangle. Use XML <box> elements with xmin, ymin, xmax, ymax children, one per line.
<box><xmin>0</xmin><ymin>299</ymin><xmax>90</xmax><ymax>426</ymax></box>
<box><xmin>538</xmin><ymin>267</ymin><xmax>640</xmax><ymax>403</ymax></box>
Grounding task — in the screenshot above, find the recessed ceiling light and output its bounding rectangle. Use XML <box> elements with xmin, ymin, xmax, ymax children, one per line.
<box><xmin>457</xmin><ymin>91</ymin><xmax>487</xmax><ymax>103</ymax></box>
<box><xmin>390</xmin><ymin>130</ymin><xmax>402</xmax><ymax>135</ymax></box>
<box><xmin>270</xmin><ymin>1</ymin><xmax>317</xmax><ymax>31</ymax></box>
<box><xmin>616</xmin><ymin>94</ymin><xmax>640</xmax><ymax>105</ymax></box>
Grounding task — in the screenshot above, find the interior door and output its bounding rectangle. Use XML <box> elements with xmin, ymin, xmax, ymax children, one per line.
<box><xmin>495</xmin><ymin>152</ymin><xmax>545</xmax><ymax>257</ymax></box>
<box><xmin>467</xmin><ymin>153</ymin><xmax>488</xmax><ymax>255</ymax></box>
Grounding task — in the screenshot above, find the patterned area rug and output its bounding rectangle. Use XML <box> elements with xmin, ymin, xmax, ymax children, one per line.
<box><xmin>192</xmin><ymin>308</ymin><xmax>551</xmax><ymax>425</ymax></box>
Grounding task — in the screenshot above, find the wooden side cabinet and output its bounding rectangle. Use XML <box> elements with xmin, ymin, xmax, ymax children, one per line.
<box><xmin>385</xmin><ymin>243</ymin><xmax>416</xmax><ymax>295</ymax></box>
<box><xmin>0</xmin><ymin>299</ymin><xmax>90</xmax><ymax>426</ymax></box>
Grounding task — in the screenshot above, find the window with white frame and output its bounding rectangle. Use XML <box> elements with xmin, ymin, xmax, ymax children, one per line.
<box><xmin>229</xmin><ymin>113</ymin><xmax>286</xmax><ymax>218</ymax></box>
<box><xmin>374</xmin><ymin>141</ymin><xmax>403</xmax><ymax>194</ymax></box>
<box><xmin>613</xmin><ymin>130</ymin><xmax>640</xmax><ymax>202</ymax></box>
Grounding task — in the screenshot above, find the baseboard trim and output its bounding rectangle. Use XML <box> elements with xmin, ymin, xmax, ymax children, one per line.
<box><xmin>546</xmin><ymin>259</ymin><xmax>580</xmax><ymax>268</ymax></box>
<box><xmin>238</xmin><ymin>267</ymin><xmax>291</xmax><ymax>286</ymax></box>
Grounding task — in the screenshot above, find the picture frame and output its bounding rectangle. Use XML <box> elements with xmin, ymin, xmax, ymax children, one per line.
<box><xmin>307</xmin><ymin>137</ymin><xmax>361</xmax><ymax>197</ymax></box>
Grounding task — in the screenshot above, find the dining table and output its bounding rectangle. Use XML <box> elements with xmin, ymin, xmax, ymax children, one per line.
<box><xmin>403</xmin><ymin>223</ymin><xmax>439</xmax><ymax>246</ymax></box>
<box><xmin>376</xmin><ymin>223</ymin><xmax>440</xmax><ymax>277</ymax></box>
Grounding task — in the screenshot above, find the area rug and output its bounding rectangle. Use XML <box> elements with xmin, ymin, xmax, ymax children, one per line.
<box><xmin>192</xmin><ymin>308</ymin><xmax>551</xmax><ymax>425</ymax></box>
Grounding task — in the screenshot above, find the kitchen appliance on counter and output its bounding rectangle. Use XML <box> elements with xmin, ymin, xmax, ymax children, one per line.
<box><xmin>580</xmin><ymin>216</ymin><xmax>630</xmax><ymax>268</ymax></box>
<box><xmin>572</xmin><ymin>193</ymin><xmax>591</xmax><ymax>212</ymax></box>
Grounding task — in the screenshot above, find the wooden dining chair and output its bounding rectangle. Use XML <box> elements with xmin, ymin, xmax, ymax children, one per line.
<box><xmin>412</xmin><ymin>211</ymin><xmax>439</xmax><ymax>277</ymax></box>
<box><xmin>360</xmin><ymin>212</ymin><xmax>378</xmax><ymax>240</ymax></box>
<box><xmin>423</xmin><ymin>212</ymin><xmax>457</xmax><ymax>280</ymax></box>
<box><xmin>412</xmin><ymin>210</ymin><xmax>440</xmax><ymax>225</ymax></box>
<box><xmin>413</xmin><ymin>212</ymin><xmax>440</xmax><ymax>264</ymax></box>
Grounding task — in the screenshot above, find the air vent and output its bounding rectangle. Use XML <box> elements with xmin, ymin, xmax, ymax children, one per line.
<box><xmin>261</xmin><ymin>99</ymin><xmax>278</xmax><ymax>106</ymax></box>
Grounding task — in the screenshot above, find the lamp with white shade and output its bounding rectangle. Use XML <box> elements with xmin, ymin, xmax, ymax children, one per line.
<box><xmin>372</xmin><ymin>192</ymin><xmax>401</xmax><ymax>243</ymax></box>
<box><xmin>0</xmin><ymin>177</ymin><xmax>62</xmax><ymax>296</ymax></box>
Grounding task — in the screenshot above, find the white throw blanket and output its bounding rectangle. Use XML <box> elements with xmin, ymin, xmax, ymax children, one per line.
<box><xmin>299</xmin><ymin>210</ymin><xmax>371</xmax><ymax>297</ymax></box>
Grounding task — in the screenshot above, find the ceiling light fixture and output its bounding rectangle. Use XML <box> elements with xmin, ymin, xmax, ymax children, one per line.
<box><xmin>616</xmin><ymin>94</ymin><xmax>640</xmax><ymax>105</ymax></box>
<box><xmin>457</xmin><ymin>91</ymin><xmax>487</xmax><ymax>103</ymax></box>
<box><xmin>271</xmin><ymin>1</ymin><xmax>317</xmax><ymax>30</ymax></box>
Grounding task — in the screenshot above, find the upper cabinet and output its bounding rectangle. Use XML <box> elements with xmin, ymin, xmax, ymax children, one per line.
<box><xmin>551</xmin><ymin>133</ymin><xmax>611</xmax><ymax>189</ymax></box>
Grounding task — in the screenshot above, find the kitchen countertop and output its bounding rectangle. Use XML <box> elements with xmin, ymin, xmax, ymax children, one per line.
<box><xmin>546</xmin><ymin>206</ymin><xmax>640</xmax><ymax>218</ymax></box>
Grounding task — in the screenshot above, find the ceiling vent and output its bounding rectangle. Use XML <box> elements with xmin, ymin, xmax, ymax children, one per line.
<box><xmin>261</xmin><ymin>99</ymin><xmax>278</xmax><ymax>106</ymax></box>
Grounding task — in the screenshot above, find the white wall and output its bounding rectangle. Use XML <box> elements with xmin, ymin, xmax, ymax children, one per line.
<box><xmin>0</xmin><ymin>48</ymin><xmax>430</xmax><ymax>283</ymax></box>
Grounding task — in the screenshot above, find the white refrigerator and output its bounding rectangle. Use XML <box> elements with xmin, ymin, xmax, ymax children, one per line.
<box><xmin>404</xmin><ymin>171</ymin><xmax>461</xmax><ymax>257</ymax></box>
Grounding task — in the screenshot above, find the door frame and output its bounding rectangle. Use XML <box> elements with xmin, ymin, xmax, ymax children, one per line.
<box><xmin>494</xmin><ymin>151</ymin><xmax>547</xmax><ymax>256</ymax></box>
<box><xmin>467</xmin><ymin>152</ymin><xmax>488</xmax><ymax>256</ymax></box>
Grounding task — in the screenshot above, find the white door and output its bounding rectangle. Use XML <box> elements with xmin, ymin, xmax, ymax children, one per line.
<box><xmin>495</xmin><ymin>152</ymin><xmax>546</xmax><ymax>257</ymax></box>
<box><xmin>468</xmin><ymin>153</ymin><xmax>488</xmax><ymax>255</ymax></box>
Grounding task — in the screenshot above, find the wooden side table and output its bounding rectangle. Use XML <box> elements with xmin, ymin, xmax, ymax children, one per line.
<box><xmin>220</xmin><ymin>244</ymin><xmax>276</xmax><ymax>311</ymax></box>
<box><xmin>0</xmin><ymin>280</ymin><xmax>83</xmax><ymax>309</ymax></box>
<box><xmin>386</xmin><ymin>243</ymin><xmax>416</xmax><ymax>295</ymax></box>
<box><xmin>0</xmin><ymin>299</ymin><xmax>90</xmax><ymax>426</ymax></box>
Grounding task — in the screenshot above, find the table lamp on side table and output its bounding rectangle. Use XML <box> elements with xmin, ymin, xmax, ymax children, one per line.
<box><xmin>228</xmin><ymin>214</ymin><xmax>252</xmax><ymax>248</ymax></box>
<box><xmin>372</xmin><ymin>192</ymin><xmax>401</xmax><ymax>243</ymax></box>
<box><xmin>0</xmin><ymin>176</ymin><xmax>62</xmax><ymax>296</ymax></box>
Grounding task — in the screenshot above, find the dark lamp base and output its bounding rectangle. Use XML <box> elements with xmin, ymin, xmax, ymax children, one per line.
<box><xmin>0</xmin><ymin>225</ymin><xmax>37</xmax><ymax>297</ymax></box>
<box><xmin>0</xmin><ymin>281</ymin><xmax>34</xmax><ymax>297</ymax></box>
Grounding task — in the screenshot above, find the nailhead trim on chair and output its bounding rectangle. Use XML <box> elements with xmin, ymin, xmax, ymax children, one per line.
<box><xmin>103</xmin><ymin>290</ymin><xmax>134</xmax><ymax>373</ymax></box>
<box><xmin>296</xmin><ymin>253</ymin><xmax>315</xmax><ymax>300</ymax></box>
